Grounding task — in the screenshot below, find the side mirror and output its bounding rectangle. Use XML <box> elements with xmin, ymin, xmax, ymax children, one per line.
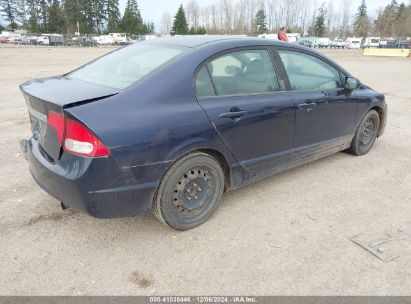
<box><xmin>345</xmin><ymin>77</ymin><xmax>360</xmax><ymax>90</ymax></box>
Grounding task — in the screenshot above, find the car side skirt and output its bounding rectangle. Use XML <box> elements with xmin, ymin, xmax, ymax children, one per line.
<box><xmin>241</xmin><ymin>134</ymin><xmax>353</xmax><ymax>187</ymax></box>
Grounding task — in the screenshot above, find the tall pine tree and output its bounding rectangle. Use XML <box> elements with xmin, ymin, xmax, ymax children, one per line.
<box><xmin>354</xmin><ymin>0</ymin><xmax>368</xmax><ymax>37</ymax></box>
<box><xmin>172</xmin><ymin>4</ymin><xmax>188</xmax><ymax>34</ymax></box>
<box><xmin>107</xmin><ymin>0</ymin><xmax>120</xmax><ymax>32</ymax></box>
<box><xmin>26</xmin><ymin>0</ymin><xmax>39</xmax><ymax>33</ymax></box>
<box><xmin>314</xmin><ymin>3</ymin><xmax>327</xmax><ymax>37</ymax></box>
<box><xmin>48</xmin><ymin>0</ymin><xmax>64</xmax><ymax>33</ymax></box>
<box><xmin>121</xmin><ymin>0</ymin><xmax>143</xmax><ymax>34</ymax></box>
<box><xmin>254</xmin><ymin>9</ymin><xmax>267</xmax><ymax>34</ymax></box>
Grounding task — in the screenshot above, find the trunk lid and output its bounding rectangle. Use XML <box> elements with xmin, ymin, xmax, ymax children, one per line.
<box><xmin>21</xmin><ymin>76</ymin><xmax>118</xmax><ymax>161</ymax></box>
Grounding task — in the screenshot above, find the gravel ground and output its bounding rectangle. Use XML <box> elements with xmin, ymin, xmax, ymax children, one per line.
<box><xmin>0</xmin><ymin>46</ymin><xmax>410</xmax><ymax>295</ymax></box>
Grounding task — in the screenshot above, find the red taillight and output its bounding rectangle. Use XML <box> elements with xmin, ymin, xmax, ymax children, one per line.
<box><xmin>47</xmin><ymin>112</ymin><xmax>64</xmax><ymax>144</ymax></box>
<box><xmin>47</xmin><ymin>111</ymin><xmax>110</xmax><ymax>157</ymax></box>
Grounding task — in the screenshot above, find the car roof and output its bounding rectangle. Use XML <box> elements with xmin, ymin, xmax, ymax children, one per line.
<box><xmin>145</xmin><ymin>35</ymin><xmax>290</xmax><ymax>49</ymax></box>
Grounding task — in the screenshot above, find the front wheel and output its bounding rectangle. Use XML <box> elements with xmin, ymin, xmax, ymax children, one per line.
<box><xmin>153</xmin><ymin>152</ymin><xmax>225</xmax><ymax>230</ymax></box>
<box><xmin>349</xmin><ymin>110</ymin><xmax>380</xmax><ymax>156</ymax></box>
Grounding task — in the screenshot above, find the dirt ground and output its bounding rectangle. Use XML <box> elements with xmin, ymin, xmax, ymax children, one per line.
<box><xmin>0</xmin><ymin>45</ymin><xmax>410</xmax><ymax>295</ymax></box>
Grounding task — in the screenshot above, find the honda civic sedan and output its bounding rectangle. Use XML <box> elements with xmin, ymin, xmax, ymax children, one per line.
<box><xmin>20</xmin><ymin>36</ymin><xmax>387</xmax><ymax>230</ymax></box>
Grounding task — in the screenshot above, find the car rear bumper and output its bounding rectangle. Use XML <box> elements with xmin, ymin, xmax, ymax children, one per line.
<box><xmin>21</xmin><ymin>138</ymin><xmax>167</xmax><ymax>219</ymax></box>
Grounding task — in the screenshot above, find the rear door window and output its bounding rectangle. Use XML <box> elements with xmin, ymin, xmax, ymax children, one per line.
<box><xmin>196</xmin><ymin>49</ymin><xmax>280</xmax><ymax>98</ymax></box>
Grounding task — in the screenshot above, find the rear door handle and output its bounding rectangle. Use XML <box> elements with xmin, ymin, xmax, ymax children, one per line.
<box><xmin>219</xmin><ymin>110</ymin><xmax>248</xmax><ymax>119</ymax></box>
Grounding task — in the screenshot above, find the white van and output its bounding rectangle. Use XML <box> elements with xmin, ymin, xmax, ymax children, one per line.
<box><xmin>346</xmin><ymin>37</ymin><xmax>363</xmax><ymax>49</ymax></box>
<box><xmin>109</xmin><ymin>33</ymin><xmax>127</xmax><ymax>45</ymax></box>
<box><xmin>317</xmin><ymin>38</ymin><xmax>330</xmax><ymax>48</ymax></box>
<box><xmin>362</xmin><ymin>37</ymin><xmax>380</xmax><ymax>48</ymax></box>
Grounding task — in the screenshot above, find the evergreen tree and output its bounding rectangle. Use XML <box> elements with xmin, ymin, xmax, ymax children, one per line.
<box><xmin>172</xmin><ymin>4</ymin><xmax>188</xmax><ymax>35</ymax></box>
<box><xmin>143</xmin><ymin>21</ymin><xmax>154</xmax><ymax>33</ymax></box>
<box><xmin>26</xmin><ymin>0</ymin><xmax>39</xmax><ymax>33</ymax></box>
<box><xmin>121</xmin><ymin>0</ymin><xmax>143</xmax><ymax>34</ymax></box>
<box><xmin>354</xmin><ymin>0</ymin><xmax>368</xmax><ymax>37</ymax></box>
<box><xmin>0</xmin><ymin>0</ymin><xmax>18</xmax><ymax>30</ymax></box>
<box><xmin>0</xmin><ymin>23</ymin><xmax>4</xmax><ymax>31</ymax></box>
<box><xmin>48</xmin><ymin>0</ymin><xmax>64</xmax><ymax>33</ymax></box>
<box><xmin>196</xmin><ymin>26</ymin><xmax>206</xmax><ymax>34</ymax></box>
<box><xmin>38</xmin><ymin>0</ymin><xmax>50</xmax><ymax>32</ymax></box>
<box><xmin>63</xmin><ymin>0</ymin><xmax>85</xmax><ymax>34</ymax></box>
<box><xmin>106</xmin><ymin>0</ymin><xmax>120</xmax><ymax>32</ymax></box>
<box><xmin>91</xmin><ymin>0</ymin><xmax>106</xmax><ymax>33</ymax></box>
<box><xmin>254</xmin><ymin>9</ymin><xmax>267</xmax><ymax>34</ymax></box>
<box><xmin>314</xmin><ymin>3</ymin><xmax>327</xmax><ymax>37</ymax></box>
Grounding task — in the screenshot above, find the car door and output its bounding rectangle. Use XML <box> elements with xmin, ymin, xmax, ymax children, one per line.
<box><xmin>277</xmin><ymin>49</ymin><xmax>357</xmax><ymax>162</ymax></box>
<box><xmin>195</xmin><ymin>48</ymin><xmax>295</xmax><ymax>176</ymax></box>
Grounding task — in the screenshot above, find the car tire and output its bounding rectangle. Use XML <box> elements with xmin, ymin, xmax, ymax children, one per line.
<box><xmin>153</xmin><ymin>152</ymin><xmax>225</xmax><ymax>230</ymax></box>
<box><xmin>349</xmin><ymin>110</ymin><xmax>380</xmax><ymax>156</ymax></box>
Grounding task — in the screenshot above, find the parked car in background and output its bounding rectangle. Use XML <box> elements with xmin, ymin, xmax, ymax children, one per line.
<box><xmin>317</xmin><ymin>38</ymin><xmax>330</xmax><ymax>48</ymax></box>
<box><xmin>9</xmin><ymin>36</ymin><xmax>23</xmax><ymax>44</ymax></box>
<box><xmin>38</xmin><ymin>34</ymin><xmax>64</xmax><ymax>46</ymax></box>
<box><xmin>362</xmin><ymin>37</ymin><xmax>380</xmax><ymax>48</ymax></box>
<box><xmin>346</xmin><ymin>38</ymin><xmax>362</xmax><ymax>49</ymax></box>
<box><xmin>286</xmin><ymin>33</ymin><xmax>301</xmax><ymax>43</ymax></box>
<box><xmin>330</xmin><ymin>38</ymin><xmax>346</xmax><ymax>49</ymax></box>
<box><xmin>109</xmin><ymin>33</ymin><xmax>128</xmax><ymax>45</ymax></box>
<box><xmin>395</xmin><ymin>37</ymin><xmax>411</xmax><ymax>49</ymax></box>
<box><xmin>66</xmin><ymin>36</ymin><xmax>97</xmax><ymax>47</ymax></box>
<box><xmin>37</xmin><ymin>36</ymin><xmax>49</xmax><ymax>45</ymax></box>
<box><xmin>20</xmin><ymin>36</ymin><xmax>387</xmax><ymax>230</ymax></box>
<box><xmin>97</xmin><ymin>35</ymin><xmax>115</xmax><ymax>45</ymax></box>
<box><xmin>379</xmin><ymin>38</ymin><xmax>395</xmax><ymax>48</ymax></box>
<box><xmin>297</xmin><ymin>39</ymin><xmax>313</xmax><ymax>48</ymax></box>
<box><xmin>23</xmin><ymin>36</ymin><xmax>38</xmax><ymax>45</ymax></box>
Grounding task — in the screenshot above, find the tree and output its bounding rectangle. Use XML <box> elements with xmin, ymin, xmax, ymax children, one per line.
<box><xmin>254</xmin><ymin>9</ymin><xmax>267</xmax><ymax>34</ymax></box>
<box><xmin>0</xmin><ymin>23</ymin><xmax>4</xmax><ymax>31</ymax></box>
<box><xmin>26</xmin><ymin>0</ymin><xmax>39</xmax><ymax>33</ymax></box>
<box><xmin>0</xmin><ymin>0</ymin><xmax>18</xmax><ymax>31</ymax></box>
<box><xmin>196</xmin><ymin>26</ymin><xmax>206</xmax><ymax>34</ymax></box>
<box><xmin>63</xmin><ymin>0</ymin><xmax>85</xmax><ymax>34</ymax></box>
<box><xmin>121</xmin><ymin>0</ymin><xmax>144</xmax><ymax>34</ymax></box>
<box><xmin>143</xmin><ymin>21</ymin><xmax>154</xmax><ymax>33</ymax></box>
<box><xmin>314</xmin><ymin>3</ymin><xmax>327</xmax><ymax>37</ymax></box>
<box><xmin>48</xmin><ymin>0</ymin><xmax>64</xmax><ymax>33</ymax></box>
<box><xmin>354</xmin><ymin>0</ymin><xmax>368</xmax><ymax>37</ymax></box>
<box><xmin>107</xmin><ymin>0</ymin><xmax>120</xmax><ymax>32</ymax></box>
<box><xmin>172</xmin><ymin>4</ymin><xmax>188</xmax><ymax>34</ymax></box>
<box><xmin>16</xmin><ymin>0</ymin><xmax>28</xmax><ymax>27</ymax></box>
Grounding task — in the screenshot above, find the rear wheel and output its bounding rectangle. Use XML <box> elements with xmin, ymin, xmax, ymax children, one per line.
<box><xmin>153</xmin><ymin>152</ymin><xmax>225</xmax><ymax>230</ymax></box>
<box><xmin>349</xmin><ymin>110</ymin><xmax>380</xmax><ymax>156</ymax></box>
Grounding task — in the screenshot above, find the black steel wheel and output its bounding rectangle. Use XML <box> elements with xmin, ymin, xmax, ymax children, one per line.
<box><xmin>153</xmin><ymin>152</ymin><xmax>225</xmax><ymax>230</ymax></box>
<box><xmin>349</xmin><ymin>110</ymin><xmax>380</xmax><ymax>156</ymax></box>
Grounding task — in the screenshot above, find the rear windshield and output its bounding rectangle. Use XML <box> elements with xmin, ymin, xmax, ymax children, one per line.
<box><xmin>67</xmin><ymin>44</ymin><xmax>184</xmax><ymax>89</ymax></box>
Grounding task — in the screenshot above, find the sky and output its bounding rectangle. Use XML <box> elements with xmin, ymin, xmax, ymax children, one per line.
<box><xmin>119</xmin><ymin>0</ymin><xmax>397</xmax><ymax>30</ymax></box>
<box><xmin>0</xmin><ymin>0</ymin><xmax>400</xmax><ymax>30</ymax></box>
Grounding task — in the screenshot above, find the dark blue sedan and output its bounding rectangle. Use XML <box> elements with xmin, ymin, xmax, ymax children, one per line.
<box><xmin>20</xmin><ymin>36</ymin><xmax>387</xmax><ymax>230</ymax></box>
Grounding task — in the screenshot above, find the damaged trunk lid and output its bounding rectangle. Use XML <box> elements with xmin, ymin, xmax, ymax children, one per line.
<box><xmin>21</xmin><ymin>76</ymin><xmax>118</xmax><ymax>161</ymax></box>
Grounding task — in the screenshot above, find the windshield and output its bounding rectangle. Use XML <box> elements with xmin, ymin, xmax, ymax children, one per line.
<box><xmin>68</xmin><ymin>44</ymin><xmax>185</xmax><ymax>90</ymax></box>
